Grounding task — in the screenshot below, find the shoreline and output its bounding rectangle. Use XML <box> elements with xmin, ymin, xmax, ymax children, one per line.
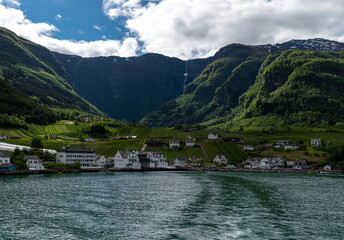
<box><xmin>0</xmin><ymin>167</ymin><xmax>342</xmax><ymax>176</ymax></box>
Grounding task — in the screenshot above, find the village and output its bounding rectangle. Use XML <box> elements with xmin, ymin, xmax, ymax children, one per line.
<box><xmin>0</xmin><ymin>132</ymin><xmax>335</xmax><ymax>174</ymax></box>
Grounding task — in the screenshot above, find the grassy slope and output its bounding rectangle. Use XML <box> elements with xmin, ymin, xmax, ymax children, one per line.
<box><xmin>2</xmin><ymin>123</ymin><xmax>341</xmax><ymax>166</ymax></box>
<box><xmin>140</xmin><ymin>45</ymin><xmax>268</xmax><ymax>127</ymax></box>
<box><xmin>225</xmin><ymin>50</ymin><xmax>344</xmax><ymax>127</ymax></box>
<box><xmin>0</xmin><ymin>27</ymin><xmax>102</xmax><ymax>119</ymax></box>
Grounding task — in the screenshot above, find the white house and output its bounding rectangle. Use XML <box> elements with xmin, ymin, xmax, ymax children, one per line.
<box><xmin>311</xmin><ymin>139</ymin><xmax>321</xmax><ymax>147</ymax></box>
<box><xmin>260</xmin><ymin>157</ymin><xmax>284</xmax><ymax>169</ymax></box>
<box><xmin>0</xmin><ymin>135</ymin><xmax>7</xmax><ymax>140</ymax></box>
<box><xmin>293</xmin><ymin>159</ymin><xmax>308</xmax><ymax>170</ymax></box>
<box><xmin>94</xmin><ymin>155</ymin><xmax>106</xmax><ymax>168</ymax></box>
<box><xmin>84</xmin><ymin>138</ymin><xmax>96</xmax><ymax>142</ymax></box>
<box><xmin>213</xmin><ymin>155</ymin><xmax>228</xmax><ymax>165</ymax></box>
<box><xmin>174</xmin><ymin>157</ymin><xmax>187</xmax><ymax>167</ymax></box>
<box><xmin>56</xmin><ymin>147</ymin><xmax>97</xmax><ymax>169</ymax></box>
<box><xmin>286</xmin><ymin>160</ymin><xmax>295</xmax><ymax>168</ymax></box>
<box><xmin>208</xmin><ymin>133</ymin><xmax>219</xmax><ymax>140</ymax></box>
<box><xmin>25</xmin><ymin>155</ymin><xmax>44</xmax><ymax>170</ymax></box>
<box><xmin>0</xmin><ymin>150</ymin><xmax>11</xmax><ymax>164</ymax></box>
<box><xmin>186</xmin><ymin>139</ymin><xmax>196</xmax><ymax>147</ymax></box>
<box><xmin>169</xmin><ymin>141</ymin><xmax>180</xmax><ymax>149</ymax></box>
<box><xmin>114</xmin><ymin>150</ymin><xmax>141</xmax><ymax>169</ymax></box>
<box><xmin>322</xmin><ymin>165</ymin><xmax>331</xmax><ymax>171</ymax></box>
<box><xmin>242</xmin><ymin>158</ymin><xmax>260</xmax><ymax>169</ymax></box>
<box><xmin>284</xmin><ymin>144</ymin><xmax>299</xmax><ymax>150</ymax></box>
<box><xmin>243</xmin><ymin>145</ymin><xmax>255</xmax><ymax>151</ymax></box>
<box><xmin>149</xmin><ymin>151</ymin><xmax>168</xmax><ymax>168</ymax></box>
<box><xmin>260</xmin><ymin>158</ymin><xmax>271</xmax><ymax>169</ymax></box>
<box><xmin>275</xmin><ymin>140</ymin><xmax>289</xmax><ymax>148</ymax></box>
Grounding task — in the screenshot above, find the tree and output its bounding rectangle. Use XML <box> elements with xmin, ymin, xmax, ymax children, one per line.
<box><xmin>90</xmin><ymin>124</ymin><xmax>107</xmax><ymax>134</ymax></box>
<box><xmin>30</xmin><ymin>138</ymin><xmax>43</xmax><ymax>149</ymax></box>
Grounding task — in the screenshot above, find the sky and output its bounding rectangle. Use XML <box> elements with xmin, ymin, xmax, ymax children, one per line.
<box><xmin>0</xmin><ymin>0</ymin><xmax>344</xmax><ymax>59</ymax></box>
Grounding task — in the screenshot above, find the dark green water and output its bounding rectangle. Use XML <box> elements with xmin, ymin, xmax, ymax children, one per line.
<box><xmin>0</xmin><ymin>172</ymin><xmax>343</xmax><ymax>240</ymax></box>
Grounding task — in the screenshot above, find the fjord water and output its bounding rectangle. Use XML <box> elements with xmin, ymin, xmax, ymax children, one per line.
<box><xmin>0</xmin><ymin>172</ymin><xmax>343</xmax><ymax>240</ymax></box>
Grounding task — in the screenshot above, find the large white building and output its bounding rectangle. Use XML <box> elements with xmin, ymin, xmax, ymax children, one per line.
<box><xmin>25</xmin><ymin>155</ymin><xmax>44</xmax><ymax>171</ymax></box>
<box><xmin>0</xmin><ymin>150</ymin><xmax>10</xmax><ymax>164</ymax></box>
<box><xmin>114</xmin><ymin>150</ymin><xmax>141</xmax><ymax>169</ymax></box>
<box><xmin>114</xmin><ymin>151</ymin><xmax>168</xmax><ymax>169</ymax></box>
<box><xmin>144</xmin><ymin>151</ymin><xmax>168</xmax><ymax>168</ymax></box>
<box><xmin>56</xmin><ymin>147</ymin><xmax>100</xmax><ymax>169</ymax></box>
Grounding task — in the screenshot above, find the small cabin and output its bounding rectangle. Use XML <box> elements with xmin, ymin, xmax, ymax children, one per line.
<box><xmin>323</xmin><ymin>165</ymin><xmax>331</xmax><ymax>171</ymax></box>
<box><xmin>311</xmin><ymin>139</ymin><xmax>321</xmax><ymax>147</ymax></box>
<box><xmin>243</xmin><ymin>145</ymin><xmax>254</xmax><ymax>151</ymax></box>
<box><xmin>25</xmin><ymin>155</ymin><xmax>44</xmax><ymax>171</ymax></box>
<box><xmin>169</xmin><ymin>141</ymin><xmax>180</xmax><ymax>149</ymax></box>
<box><xmin>174</xmin><ymin>157</ymin><xmax>187</xmax><ymax>167</ymax></box>
<box><xmin>208</xmin><ymin>133</ymin><xmax>219</xmax><ymax>140</ymax></box>
<box><xmin>213</xmin><ymin>155</ymin><xmax>228</xmax><ymax>165</ymax></box>
<box><xmin>186</xmin><ymin>139</ymin><xmax>196</xmax><ymax>147</ymax></box>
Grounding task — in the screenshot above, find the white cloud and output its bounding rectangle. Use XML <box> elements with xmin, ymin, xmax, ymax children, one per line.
<box><xmin>103</xmin><ymin>0</ymin><xmax>344</xmax><ymax>59</ymax></box>
<box><xmin>0</xmin><ymin>4</ymin><xmax>139</xmax><ymax>57</ymax></box>
<box><xmin>93</xmin><ymin>25</ymin><xmax>102</xmax><ymax>31</ymax></box>
<box><xmin>103</xmin><ymin>0</ymin><xmax>142</xmax><ymax>19</ymax></box>
<box><xmin>55</xmin><ymin>14</ymin><xmax>62</xmax><ymax>20</ymax></box>
<box><xmin>1</xmin><ymin>0</ymin><xmax>344</xmax><ymax>60</ymax></box>
<box><xmin>0</xmin><ymin>0</ymin><xmax>20</xmax><ymax>7</ymax></box>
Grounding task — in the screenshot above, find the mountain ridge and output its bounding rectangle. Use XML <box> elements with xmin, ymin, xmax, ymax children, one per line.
<box><xmin>0</xmin><ymin>27</ymin><xmax>103</xmax><ymax>124</ymax></box>
<box><xmin>141</xmin><ymin>38</ymin><xmax>344</xmax><ymax>127</ymax></box>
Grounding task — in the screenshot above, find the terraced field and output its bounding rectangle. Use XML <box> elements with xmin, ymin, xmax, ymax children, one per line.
<box><xmin>149</xmin><ymin>128</ymin><xmax>187</xmax><ymax>141</ymax></box>
<box><xmin>188</xmin><ymin>129</ymin><xmax>233</xmax><ymax>139</ymax></box>
<box><xmin>129</xmin><ymin>127</ymin><xmax>152</xmax><ymax>138</ymax></box>
<box><xmin>201</xmin><ymin>141</ymin><xmax>248</xmax><ymax>164</ymax></box>
<box><xmin>145</xmin><ymin>146</ymin><xmax>205</xmax><ymax>162</ymax></box>
<box><xmin>45</xmin><ymin>123</ymin><xmax>80</xmax><ymax>136</ymax></box>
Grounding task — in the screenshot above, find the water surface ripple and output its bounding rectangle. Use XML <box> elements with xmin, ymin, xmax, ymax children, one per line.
<box><xmin>0</xmin><ymin>172</ymin><xmax>343</xmax><ymax>239</ymax></box>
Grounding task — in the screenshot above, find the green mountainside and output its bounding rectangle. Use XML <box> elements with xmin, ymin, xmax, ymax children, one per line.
<box><xmin>226</xmin><ymin>50</ymin><xmax>344</xmax><ymax>127</ymax></box>
<box><xmin>0</xmin><ymin>27</ymin><xmax>102</xmax><ymax>124</ymax></box>
<box><xmin>141</xmin><ymin>45</ymin><xmax>269</xmax><ymax>126</ymax></box>
<box><xmin>142</xmin><ymin>46</ymin><xmax>344</xmax><ymax>128</ymax></box>
<box><xmin>2</xmin><ymin>25</ymin><xmax>344</xmax><ymax>129</ymax></box>
<box><xmin>0</xmin><ymin>79</ymin><xmax>55</xmax><ymax>127</ymax></box>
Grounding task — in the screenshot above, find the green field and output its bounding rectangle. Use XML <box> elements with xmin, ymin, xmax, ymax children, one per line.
<box><xmin>2</xmin><ymin>124</ymin><xmax>344</xmax><ymax>164</ymax></box>
<box><xmin>145</xmin><ymin>146</ymin><xmax>205</xmax><ymax>162</ymax></box>
<box><xmin>201</xmin><ymin>141</ymin><xmax>248</xmax><ymax>164</ymax></box>
<box><xmin>148</xmin><ymin>128</ymin><xmax>187</xmax><ymax>141</ymax></box>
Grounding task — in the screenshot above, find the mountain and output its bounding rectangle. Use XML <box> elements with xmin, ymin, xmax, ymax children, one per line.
<box><xmin>54</xmin><ymin>52</ymin><xmax>211</xmax><ymax>122</ymax></box>
<box><xmin>140</xmin><ymin>44</ymin><xmax>269</xmax><ymax>127</ymax></box>
<box><xmin>254</xmin><ymin>38</ymin><xmax>344</xmax><ymax>53</ymax></box>
<box><xmin>227</xmin><ymin>50</ymin><xmax>344</xmax><ymax>127</ymax></box>
<box><xmin>142</xmin><ymin>38</ymin><xmax>344</xmax><ymax>127</ymax></box>
<box><xmin>0</xmin><ymin>27</ymin><xmax>102</xmax><ymax>123</ymax></box>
